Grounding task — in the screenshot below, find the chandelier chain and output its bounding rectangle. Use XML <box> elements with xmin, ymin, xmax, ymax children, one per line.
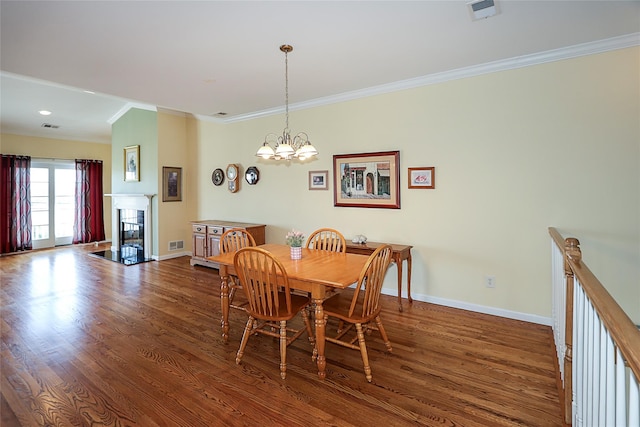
<box><xmin>284</xmin><ymin>49</ymin><xmax>289</xmax><ymax>131</ymax></box>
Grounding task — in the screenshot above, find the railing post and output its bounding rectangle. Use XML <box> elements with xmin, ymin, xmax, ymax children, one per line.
<box><xmin>564</xmin><ymin>237</ymin><xmax>581</xmax><ymax>425</ymax></box>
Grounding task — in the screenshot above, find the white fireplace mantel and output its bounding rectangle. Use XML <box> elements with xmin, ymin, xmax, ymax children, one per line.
<box><xmin>105</xmin><ymin>194</ymin><xmax>155</xmax><ymax>259</ymax></box>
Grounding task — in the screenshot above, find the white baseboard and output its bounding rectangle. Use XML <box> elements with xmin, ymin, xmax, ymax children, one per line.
<box><xmin>144</xmin><ymin>254</ymin><xmax>552</xmax><ymax>326</ymax></box>
<box><xmin>381</xmin><ymin>288</ymin><xmax>552</xmax><ymax>326</ymax></box>
<box><xmin>155</xmin><ymin>251</ymin><xmax>189</xmax><ymax>261</ymax></box>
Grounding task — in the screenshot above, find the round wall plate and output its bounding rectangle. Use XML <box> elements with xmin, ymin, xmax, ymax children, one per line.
<box><xmin>245</xmin><ymin>166</ymin><xmax>260</xmax><ymax>185</ymax></box>
<box><xmin>212</xmin><ymin>168</ymin><xmax>224</xmax><ymax>186</ymax></box>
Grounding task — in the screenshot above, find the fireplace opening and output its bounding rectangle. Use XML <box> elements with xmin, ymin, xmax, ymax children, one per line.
<box><xmin>90</xmin><ymin>207</ymin><xmax>152</xmax><ymax>266</ymax></box>
<box><xmin>120</xmin><ymin>209</ymin><xmax>144</xmax><ymax>257</ymax></box>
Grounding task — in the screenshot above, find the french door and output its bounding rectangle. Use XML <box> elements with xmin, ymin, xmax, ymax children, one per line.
<box><xmin>31</xmin><ymin>160</ymin><xmax>75</xmax><ymax>249</ymax></box>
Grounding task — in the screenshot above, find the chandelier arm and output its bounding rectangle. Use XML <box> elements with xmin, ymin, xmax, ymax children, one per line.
<box><xmin>263</xmin><ymin>132</ymin><xmax>281</xmax><ymax>143</ymax></box>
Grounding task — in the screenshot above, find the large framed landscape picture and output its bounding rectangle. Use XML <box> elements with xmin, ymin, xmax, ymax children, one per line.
<box><xmin>333</xmin><ymin>150</ymin><xmax>400</xmax><ymax>209</ymax></box>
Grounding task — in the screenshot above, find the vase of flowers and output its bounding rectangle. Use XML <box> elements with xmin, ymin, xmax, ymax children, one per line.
<box><xmin>285</xmin><ymin>229</ymin><xmax>305</xmax><ymax>260</ymax></box>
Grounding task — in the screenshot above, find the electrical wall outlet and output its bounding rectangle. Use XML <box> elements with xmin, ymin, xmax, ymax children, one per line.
<box><xmin>485</xmin><ymin>275</ymin><xmax>496</xmax><ymax>288</ymax></box>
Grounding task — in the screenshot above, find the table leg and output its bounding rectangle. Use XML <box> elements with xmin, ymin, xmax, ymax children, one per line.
<box><xmin>407</xmin><ymin>252</ymin><xmax>413</xmax><ymax>303</ymax></box>
<box><xmin>220</xmin><ymin>272</ymin><xmax>230</xmax><ymax>343</ymax></box>
<box><xmin>395</xmin><ymin>255</ymin><xmax>404</xmax><ymax>312</ymax></box>
<box><xmin>313</xmin><ymin>296</ymin><xmax>327</xmax><ymax>380</ymax></box>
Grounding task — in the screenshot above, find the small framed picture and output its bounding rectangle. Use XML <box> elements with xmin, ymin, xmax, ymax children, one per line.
<box><xmin>124</xmin><ymin>145</ymin><xmax>140</xmax><ymax>182</ymax></box>
<box><xmin>162</xmin><ymin>166</ymin><xmax>182</xmax><ymax>202</ymax></box>
<box><xmin>408</xmin><ymin>167</ymin><xmax>435</xmax><ymax>189</ymax></box>
<box><xmin>309</xmin><ymin>170</ymin><xmax>329</xmax><ymax>190</ymax></box>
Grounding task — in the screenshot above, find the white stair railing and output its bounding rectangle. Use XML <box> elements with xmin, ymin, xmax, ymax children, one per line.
<box><xmin>550</xmin><ymin>227</ymin><xmax>640</xmax><ymax>426</ymax></box>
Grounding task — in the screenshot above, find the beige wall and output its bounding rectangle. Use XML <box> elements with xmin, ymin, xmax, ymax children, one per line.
<box><xmin>156</xmin><ymin>111</ymin><xmax>189</xmax><ymax>258</ymax></box>
<box><xmin>0</xmin><ymin>134</ymin><xmax>113</xmax><ymax>240</ymax></box>
<box><xmin>187</xmin><ymin>47</ymin><xmax>639</xmax><ymax>324</ymax></box>
<box><xmin>3</xmin><ymin>47</ymin><xmax>637</xmax><ymax>325</ymax></box>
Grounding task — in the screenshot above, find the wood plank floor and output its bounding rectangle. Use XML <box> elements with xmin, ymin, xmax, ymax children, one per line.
<box><xmin>1</xmin><ymin>243</ymin><xmax>565</xmax><ymax>426</ymax></box>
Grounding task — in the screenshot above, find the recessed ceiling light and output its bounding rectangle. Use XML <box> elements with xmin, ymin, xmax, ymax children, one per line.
<box><xmin>39</xmin><ymin>110</ymin><xmax>52</xmax><ymax>116</ymax></box>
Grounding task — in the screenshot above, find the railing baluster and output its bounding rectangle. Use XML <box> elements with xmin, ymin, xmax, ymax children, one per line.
<box><xmin>616</xmin><ymin>349</ymin><xmax>626</xmax><ymax>425</ymax></box>
<box><xmin>593</xmin><ymin>309</ymin><xmax>602</xmax><ymax>423</ymax></box>
<box><xmin>630</xmin><ymin>373</ymin><xmax>639</xmax><ymax>427</ymax></box>
<box><xmin>572</xmin><ymin>286</ymin><xmax>586</xmax><ymax>426</ymax></box>
<box><xmin>605</xmin><ymin>332</ymin><xmax>615</xmax><ymax>426</ymax></box>
<box><xmin>598</xmin><ymin>320</ymin><xmax>606</xmax><ymax>425</ymax></box>
<box><xmin>587</xmin><ymin>300</ymin><xmax>595</xmax><ymax>425</ymax></box>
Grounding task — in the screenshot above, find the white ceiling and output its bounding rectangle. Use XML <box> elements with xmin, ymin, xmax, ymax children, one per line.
<box><xmin>1</xmin><ymin>1</ymin><xmax>638</xmax><ymax>144</ymax></box>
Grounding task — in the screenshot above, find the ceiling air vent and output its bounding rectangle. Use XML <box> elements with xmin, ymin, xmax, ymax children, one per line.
<box><xmin>467</xmin><ymin>0</ymin><xmax>498</xmax><ymax>20</ymax></box>
<box><xmin>41</xmin><ymin>123</ymin><xmax>60</xmax><ymax>129</ymax></box>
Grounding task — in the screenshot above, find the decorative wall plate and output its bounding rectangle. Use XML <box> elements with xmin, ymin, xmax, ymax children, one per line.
<box><xmin>212</xmin><ymin>168</ymin><xmax>224</xmax><ymax>186</ymax></box>
<box><xmin>245</xmin><ymin>166</ymin><xmax>260</xmax><ymax>185</ymax></box>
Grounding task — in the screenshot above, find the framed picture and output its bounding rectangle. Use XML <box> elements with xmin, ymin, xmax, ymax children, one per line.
<box><xmin>124</xmin><ymin>145</ymin><xmax>140</xmax><ymax>182</ymax></box>
<box><xmin>408</xmin><ymin>167</ymin><xmax>435</xmax><ymax>189</ymax></box>
<box><xmin>162</xmin><ymin>166</ymin><xmax>182</xmax><ymax>202</ymax></box>
<box><xmin>333</xmin><ymin>150</ymin><xmax>400</xmax><ymax>209</ymax></box>
<box><xmin>308</xmin><ymin>170</ymin><xmax>328</xmax><ymax>190</ymax></box>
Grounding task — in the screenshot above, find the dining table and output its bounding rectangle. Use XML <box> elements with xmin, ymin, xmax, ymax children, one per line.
<box><xmin>207</xmin><ymin>243</ymin><xmax>369</xmax><ymax>380</ymax></box>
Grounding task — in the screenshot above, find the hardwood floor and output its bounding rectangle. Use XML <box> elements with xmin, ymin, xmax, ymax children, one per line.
<box><xmin>1</xmin><ymin>243</ymin><xmax>565</xmax><ymax>426</ymax></box>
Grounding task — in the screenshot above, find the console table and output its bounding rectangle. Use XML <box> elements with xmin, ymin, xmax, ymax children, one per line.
<box><xmin>345</xmin><ymin>241</ymin><xmax>413</xmax><ymax>311</ymax></box>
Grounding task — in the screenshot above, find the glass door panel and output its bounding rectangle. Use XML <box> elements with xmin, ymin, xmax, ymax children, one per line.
<box><xmin>30</xmin><ymin>167</ymin><xmax>53</xmax><ymax>248</ymax></box>
<box><xmin>55</xmin><ymin>168</ymin><xmax>75</xmax><ymax>245</ymax></box>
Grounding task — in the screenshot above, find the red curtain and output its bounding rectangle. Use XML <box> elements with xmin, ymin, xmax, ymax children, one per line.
<box><xmin>0</xmin><ymin>155</ymin><xmax>32</xmax><ymax>254</ymax></box>
<box><xmin>73</xmin><ymin>159</ymin><xmax>105</xmax><ymax>244</ymax></box>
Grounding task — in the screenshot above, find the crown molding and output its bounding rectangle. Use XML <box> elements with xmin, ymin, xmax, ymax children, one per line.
<box><xmin>108</xmin><ymin>102</ymin><xmax>157</xmax><ymax>124</ymax></box>
<box><xmin>222</xmin><ymin>32</ymin><xmax>640</xmax><ymax>124</ymax></box>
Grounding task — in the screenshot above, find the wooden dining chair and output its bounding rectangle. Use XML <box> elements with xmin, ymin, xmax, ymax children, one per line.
<box><xmin>233</xmin><ymin>247</ymin><xmax>315</xmax><ymax>379</ymax></box>
<box><xmin>303</xmin><ymin>227</ymin><xmax>348</xmax><ymax>300</ymax></box>
<box><xmin>321</xmin><ymin>244</ymin><xmax>393</xmax><ymax>382</ymax></box>
<box><xmin>219</xmin><ymin>228</ymin><xmax>256</xmax><ymax>311</ymax></box>
<box><xmin>305</xmin><ymin>228</ymin><xmax>347</xmax><ymax>253</ymax></box>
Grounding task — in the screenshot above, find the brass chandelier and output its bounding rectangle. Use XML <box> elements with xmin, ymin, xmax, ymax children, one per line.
<box><xmin>255</xmin><ymin>44</ymin><xmax>318</xmax><ymax>161</ymax></box>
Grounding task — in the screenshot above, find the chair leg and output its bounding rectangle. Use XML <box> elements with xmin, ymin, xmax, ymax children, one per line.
<box><xmin>300</xmin><ymin>306</ymin><xmax>315</xmax><ymax>347</ymax></box>
<box><xmin>355</xmin><ymin>323</ymin><xmax>373</xmax><ymax>383</ymax></box>
<box><xmin>279</xmin><ymin>320</ymin><xmax>287</xmax><ymax>379</ymax></box>
<box><xmin>374</xmin><ymin>316</ymin><xmax>393</xmax><ymax>353</ymax></box>
<box><xmin>228</xmin><ymin>285</ymin><xmax>236</xmax><ymax>305</ymax></box>
<box><xmin>236</xmin><ymin>316</ymin><xmax>254</xmax><ymax>365</ymax></box>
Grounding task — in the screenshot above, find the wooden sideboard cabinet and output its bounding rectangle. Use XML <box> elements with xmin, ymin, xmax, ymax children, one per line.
<box><xmin>190</xmin><ymin>220</ymin><xmax>266</xmax><ymax>268</ymax></box>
